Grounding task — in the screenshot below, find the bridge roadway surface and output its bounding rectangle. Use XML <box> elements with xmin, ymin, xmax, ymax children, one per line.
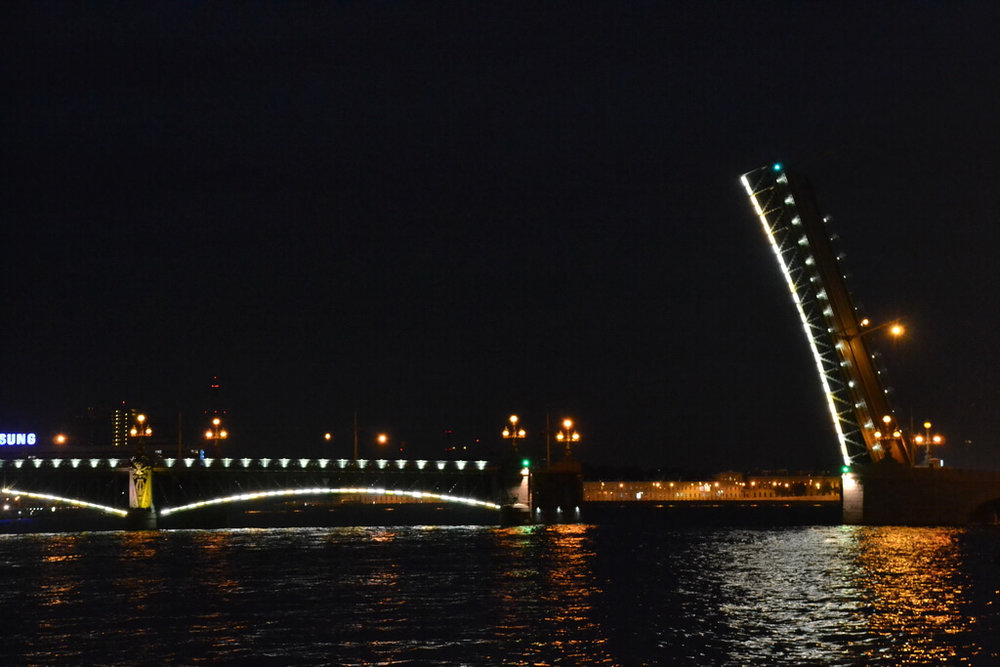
<box><xmin>0</xmin><ymin>455</ymin><xmax>518</xmax><ymax>528</ymax></box>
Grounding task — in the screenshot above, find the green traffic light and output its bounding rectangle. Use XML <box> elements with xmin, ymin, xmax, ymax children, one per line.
<box><xmin>521</xmin><ymin>459</ymin><xmax>530</xmax><ymax>468</ymax></box>
<box><xmin>841</xmin><ymin>465</ymin><xmax>851</xmax><ymax>474</ymax></box>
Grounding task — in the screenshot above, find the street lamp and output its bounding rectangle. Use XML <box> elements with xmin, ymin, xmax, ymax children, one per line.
<box><xmin>856</xmin><ymin>318</ymin><xmax>905</xmax><ymax>339</ymax></box>
<box><xmin>130</xmin><ymin>413</ymin><xmax>152</xmax><ymax>449</ymax></box>
<box><xmin>376</xmin><ymin>431</ymin><xmax>404</xmax><ymax>456</ymax></box>
<box><xmin>502</xmin><ymin>414</ymin><xmax>526</xmax><ymax>456</ymax></box>
<box><xmin>913</xmin><ymin>421</ymin><xmax>944</xmax><ymax>467</ymax></box>
<box><xmin>871</xmin><ymin>414</ymin><xmax>902</xmax><ymax>457</ymax></box>
<box><xmin>205</xmin><ymin>416</ymin><xmax>228</xmax><ymax>453</ymax></box>
<box><xmin>555</xmin><ymin>418</ymin><xmax>580</xmax><ymax>459</ymax></box>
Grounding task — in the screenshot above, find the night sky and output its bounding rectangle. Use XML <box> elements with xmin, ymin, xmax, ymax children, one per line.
<box><xmin>4</xmin><ymin>3</ymin><xmax>1000</xmax><ymax>473</ymax></box>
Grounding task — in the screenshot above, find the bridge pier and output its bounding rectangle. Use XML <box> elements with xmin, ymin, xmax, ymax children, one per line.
<box><xmin>125</xmin><ymin>507</ymin><xmax>157</xmax><ymax>530</ymax></box>
<box><xmin>127</xmin><ymin>454</ymin><xmax>157</xmax><ymax>530</ymax></box>
<box><xmin>500</xmin><ymin>463</ymin><xmax>532</xmax><ymax>525</ymax></box>
<box><xmin>530</xmin><ymin>460</ymin><xmax>584</xmax><ymax>523</ymax></box>
<box><xmin>844</xmin><ymin>465</ymin><xmax>1000</xmax><ymax>525</ymax></box>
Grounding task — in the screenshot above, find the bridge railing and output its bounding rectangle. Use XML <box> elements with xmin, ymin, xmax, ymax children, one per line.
<box><xmin>156</xmin><ymin>457</ymin><xmax>493</xmax><ymax>472</ymax></box>
<box><xmin>1</xmin><ymin>457</ymin><xmax>495</xmax><ymax>472</ymax></box>
<box><xmin>0</xmin><ymin>457</ymin><xmax>127</xmax><ymax>470</ymax></box>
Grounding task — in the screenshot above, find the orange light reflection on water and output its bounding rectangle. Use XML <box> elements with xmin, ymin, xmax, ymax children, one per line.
<box><xmin>854</xmin><ymin>527</ymin><xmax>979</xmax><ymax>664</ymax></box>
<box><xmin>492</xmin><ymin>524</ymin><xmax>615</xmax><ymax>665</ymax></box>
<box><xmin>109</xmin><ymin>531</ymin><xmax>167</xmax><ymax>623</ymax></box>
<box><xmin>40</xmin><ymin>534</ymin><xmax>82</xmax><ymax>608</ymax></box>
<box><xmin>186</xmin><ymin>529</ymin><xmax>249</xmax><ymax>641</ymax></box>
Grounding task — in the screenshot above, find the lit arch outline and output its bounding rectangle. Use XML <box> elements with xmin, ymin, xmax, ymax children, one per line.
<box><xmin>158</xmin><ymin>487</ymin><xmax>502</xmax><ymax>516</ymax></box>
<box><xmin>2</xmin><ymin>487</ymin><xmax>129</xmax><ymax>517</ymax></box>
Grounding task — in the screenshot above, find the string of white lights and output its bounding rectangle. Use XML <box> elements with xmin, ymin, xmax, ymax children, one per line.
<box><xmin>2</xmin><ymin>487</ymin><xmax>129</xmax><ymax>517</ymax></box>
<box><xmin>741</xmin><ymin>172</ymin><xmax>852</xmax><ymax>467</ymax></box>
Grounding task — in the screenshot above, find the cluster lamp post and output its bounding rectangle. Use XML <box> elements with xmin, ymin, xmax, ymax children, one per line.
<box><xmin>130</xmin><ymin>413</ymin><xmax>152</xmax><ymax>449</ymax></box>
<box><xmin>913</xmin><ymin>421</ymin><xmax>944</xmax><ymax>467</ymax></box>
<box><xmin>872</xmin><ymin>414</ymin><xmax>901</xmax><ymax>458</ymax></box>
<box><xmin>205</xmin><ymin>417</ymin><xmax>228</xmax><ymax>454</ymax></box>
<box><xmin>555</xmin><ymin>418</ymin><xmax>581</xmax><ymax>460</ymax></box>
<box><xmin>502</xmin><ymin>414</ymin><xmax>526</xmax><ymax>457</ymax></box>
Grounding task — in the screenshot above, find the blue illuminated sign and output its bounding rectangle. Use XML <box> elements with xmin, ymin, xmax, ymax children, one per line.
<box><xmin>0</xmin><ymin>433</ymin><xmax>37</xmax><ymax>446</ymax></box>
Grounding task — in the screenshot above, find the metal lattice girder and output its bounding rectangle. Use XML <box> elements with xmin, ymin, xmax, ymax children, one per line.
<box><xmin>741</xmin><ymin>164</ymin><xmax>912</xmax><ymax>467</ymax></box>
<box><xmin>150</xmin><ymin>458</ymin><xmax>508</xmax><ymax>513</ymax></box>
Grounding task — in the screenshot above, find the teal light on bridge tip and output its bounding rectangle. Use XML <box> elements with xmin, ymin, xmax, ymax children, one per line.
<box><xmin>841</xmin><ymin>465</ymin><xmax>851</xmax><ymax>474</ymax></box>
<box><xmin>772</xmin><ymin>162</ymin><xmax>783</xmax><ymax>172</ymax></box>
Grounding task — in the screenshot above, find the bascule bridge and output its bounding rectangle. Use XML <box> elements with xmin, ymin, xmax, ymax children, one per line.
<box><xmin>741</xmin><ymin>164</ymin><xmax>1000</xmax><ymax>524</ymax></box>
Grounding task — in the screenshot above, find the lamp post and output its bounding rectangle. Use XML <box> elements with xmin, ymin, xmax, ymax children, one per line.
<box><xmin>872</xmin><ymin>414</ymin><xmax>902</xmax><ymax>458</ymax></box>
<box><xmin>854</xmin><ymin>318</ymin><xmax>905</xmax><ymax>339</ymax></box>
<box><xmin>913</xmin><ymin>421</ymin><xmax>944</xmax><ymax>467</ymax></box>
<box><xmin>555</xmin><ymin>418</ymin><xmax>580</xmax><ymax>460</ymax></box>
<box><xmin>204</xmin><ymin>417</ymin><xmax>228</xmax><ymax>454</ymax></box>
<box><xmin>129</xmin><ymin>413</ymin><xmax>152</xmax><ymax>450</ymax></box>
<box><xmin>502</xmin><ymin>414</ymin><xmax>526</xmax><ymax>457</ymax></box>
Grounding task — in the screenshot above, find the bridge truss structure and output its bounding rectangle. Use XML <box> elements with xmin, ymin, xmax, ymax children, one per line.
<box><xmin>1</xmin><ymin>456</ymin><xmax>510</xmax><ymax>524</ymax></box>
<box><xmin>740</xmin><ymin>164</ymin><xmax>913</xmax><ymax>468</ymax></box>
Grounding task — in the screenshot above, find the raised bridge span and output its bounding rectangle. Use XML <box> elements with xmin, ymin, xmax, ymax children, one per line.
<box><xmin>1</xmin><ymin>455</ymin><xmax>532</xmax><ymax>529</ymax></box>
<box><xmin>741</xmin><ymin>163</ymin><xmax>1000</xmax><ymax>524</ymax></box>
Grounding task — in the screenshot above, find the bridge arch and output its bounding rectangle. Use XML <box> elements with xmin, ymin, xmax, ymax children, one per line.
<box><xmin>2</xmin><ymin>486</ymin><xmax>128</xmax><ymax>518</ymax></box>
<box><xmin>158</xmin><ymin>486</ymin><xmax>502</xmax><ymax>517</ymax></box>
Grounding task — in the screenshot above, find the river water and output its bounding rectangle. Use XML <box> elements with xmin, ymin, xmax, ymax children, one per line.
<box><xmin>1</xmin><ymin>517</ymin><xmax>998</xmax><ymax>665</ymax></box>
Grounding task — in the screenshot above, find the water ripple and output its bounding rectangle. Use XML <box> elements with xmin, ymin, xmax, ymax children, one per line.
<box><xmin>0</xmin><ymin>523</ymin><xmax>998</xmax><ymax>664</ymax></box>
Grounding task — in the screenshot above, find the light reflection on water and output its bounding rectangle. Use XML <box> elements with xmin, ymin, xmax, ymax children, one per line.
<box><xmin>852</xmin><ymin>527</ymin><xmax>981</xmax><ymax>664</ymax></box>
<box><xmin>0</xmin><ymin>523</ymin><xmax>996</xmax><ymax>664</ymax></box>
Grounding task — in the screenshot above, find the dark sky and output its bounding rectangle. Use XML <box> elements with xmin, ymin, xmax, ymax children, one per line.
<box><xmin>4</xmin><ymin>2</ymin><xmax>1000</xmax><ymax>473</ymax></box>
